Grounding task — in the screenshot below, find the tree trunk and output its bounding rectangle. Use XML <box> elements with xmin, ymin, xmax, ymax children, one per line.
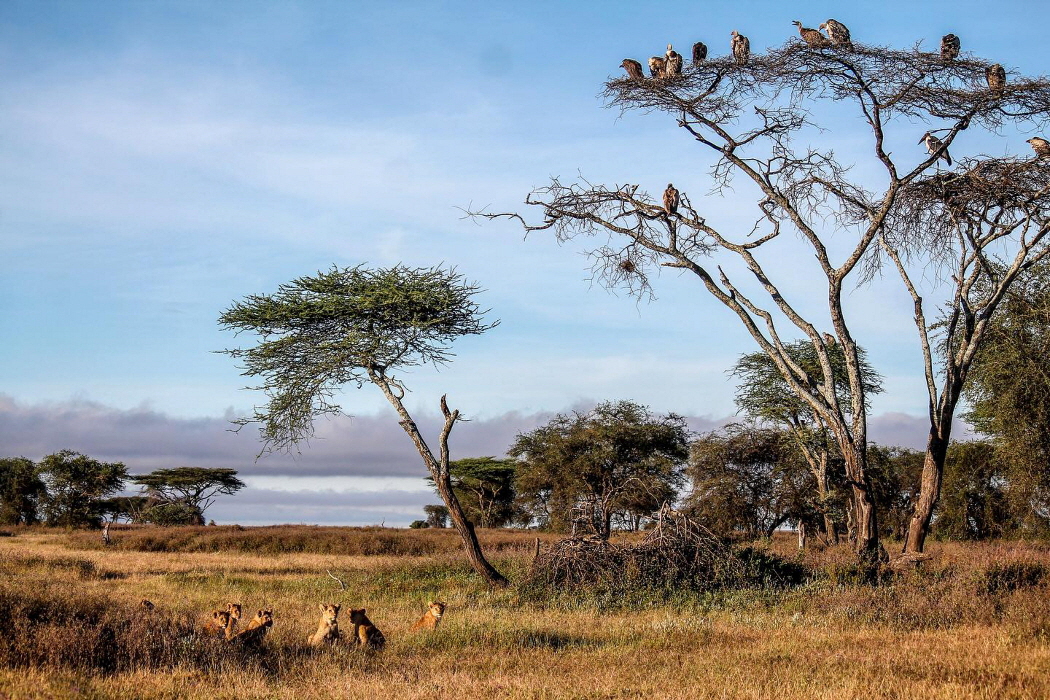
<box><xmin>372</xmin><ymin>377</ymin><xmax>508</xmax><ymax>587</ymax></box>
<box><xmin>813</xmin><ymin>464</ymin><xmax>839</xmax><ymax>545</ymax></box>
<box><xmin>842</xmin><ymin>446</ymin><xmax>880</xmax><ymax>562</ymax></box>
<box><xmin>904</xmin><ymin>430</ymin><xmax>950</xmax><ymax>554</ymax></box>
<box><xmin>433</xmin><ymin>471</ymin><xmax>509</xmax><ymax>587</ymax></box>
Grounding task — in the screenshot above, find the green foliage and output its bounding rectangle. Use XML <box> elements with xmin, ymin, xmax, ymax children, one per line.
<box><xmin>38</xmin><ymin>450</ymin><xmax>128</xmax><ymax>529</ymax></box>
<box><xmin>423</xmin><ymin>504</ymin><xmax>450</xmax><ymax>528</ymax></box>
<box><xmin>683</xmin><ymin>423</ymin><xmax>812</xmax><ymax>539</ymax></box>
<box><xmin>964</xmin><ymin>260</ymin><xmax>1050</xmax><ymax>535</ymax></box>
<box><xmin>936</xmin><ymin>441</ymin><xmax>1014</xmax><ymax>540</ymax></box>
<box><xmin>865</xmin><ymin>445</ymin><xmax>925</xmax><ymax>540</ymax></box>
<box><xmin>732</xmin><ymin>340</ymin><xmax>883</xmax><ymax>426</ymax></box>
<box><xmin>0</xmin><ymin>457</ymin><xmax>46</xmax><ymax>525</ymax></box>
<box><xmin>218</xmin><ymin>264</ymin><xmax>496</xmax><ymax>452</ymax></box>
<box><xmin>141</xmin><ymin>501</ymin><xmax>205</xmax><ymax>526</ymax></box>
<box><xmin>510</xmin><ymin>400</ymin><xmax>689</xmax><ymax>538</ymax></box>
<box><xmin>409</xmin><ymin>520</ymin><xmax>428</xmax><ymax>529</ymax></box>
<box><xmin>97</xmin><ymin>495</ymin><xmax>151</xmax><ymax>523</ymax></box>
<box><xmin>429</xmin><ymin>457</ymin><xmax>519</xmax><ymax>528</ymax></box>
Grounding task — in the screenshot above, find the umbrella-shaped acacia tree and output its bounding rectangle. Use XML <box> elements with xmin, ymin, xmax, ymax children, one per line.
<box><xmin>219</xmin><ymin>264</ymin><xmax>508</xmax><ymax>586</ymax></box>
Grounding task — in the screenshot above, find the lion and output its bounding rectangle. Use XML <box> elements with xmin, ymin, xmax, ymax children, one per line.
<box><xmin>231</xmin><ymin>608</ymin><xmax>273</xmax><ymax>648</ymax></box>
<box><xmin>411</xmin><ymin>601</ymin><xmax>446</xmax><ymax>631</ymax></box>
<box><xmin>225</xmin><ymin>602</ymin><xmax>243</xmax><ymax>635</ymax></box>
<box><xmin>201</xmin><ymin>610</ymin><xmax>233</xmax><ymax>638</ymax></box>
<box><xmin>307</xmin><ymin>603</ymin><xmax>341</xmax><ymax>647</ymax></box>
<box><xmin>349</xmin><ymin>608</ymin><xmax>385</xmax><ymax>650</ymax></box>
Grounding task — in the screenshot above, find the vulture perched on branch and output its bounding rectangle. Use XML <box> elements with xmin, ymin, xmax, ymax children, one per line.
<box><xmin>621</xmin><ymin>58</ymin><xmax>644</xmax><ymax>80</ymax></box>
<box><xmin>1028</xmin><ymin>137</ymin><xmax>1050</xmax><ymax>159</ymax></box>
<box><xmin>665</xmin><ymin>44</ymin><xmax>683</xmax><ymax>76</ymax></box>
<box><xmin>819</xmin><ymin>19</ymin><xmax>851</xmax><ymax>48</ymax></box>
<box><xmin>941</xmin><ymin>34</ymin><xmax>960</xmax><ymax>60</ymax></box>
<box><xmin>663</xmin><ymin>184</ymin><xmax>680</xmax><ymax>215</ymax></box>
<box><xmin>648</xmin><ymin>56</ymin><xmax>667</xmax><ymax>78</ymax></box>
<box><xmin>793</xmin><ymin>21</ymin><xmax>828</xmax><ymax>47</ymax></box>
<box><xmin>730</xmin><ymin>31</ymin><xmax>750</xmax><ymax>64</ymax></box>
<box><xmin>986</xmin><ymin>63</ymin><xmax>1006</xmax><ymax>93</ymax></box>
<box><xmin>692</xmin><ymin>41</ymin><xmax>708</xmax><ymax>65</ymax></box>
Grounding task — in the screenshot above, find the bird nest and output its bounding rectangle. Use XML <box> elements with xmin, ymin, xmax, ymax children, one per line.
<box><xmin>520</xmin><ymin>507</ymin><xmax>753</xmax><ymax>598</ymax></box>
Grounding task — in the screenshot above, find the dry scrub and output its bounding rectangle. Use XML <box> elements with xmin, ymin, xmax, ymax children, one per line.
<box><xmin>0</xmin><ymin>528</ymin><xmax>1047</xmax><ymax>699</ymax></box>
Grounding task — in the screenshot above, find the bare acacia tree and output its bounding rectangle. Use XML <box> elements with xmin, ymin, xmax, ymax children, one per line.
<box><xmin>474</xmin><ymin>40</ymin><xmax>1050</xmax><ymax>562</ymax></box>
<box><xmin>879</xmin><ymin>158</ymin><xmax>1050</xmax><ymax>553</ymax></box>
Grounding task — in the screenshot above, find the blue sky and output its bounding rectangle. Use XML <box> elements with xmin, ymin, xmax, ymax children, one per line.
<box><xmin>1</xmin><ymin>1</ymin><xmax>1044</xmax><ymax>524</ymax></box>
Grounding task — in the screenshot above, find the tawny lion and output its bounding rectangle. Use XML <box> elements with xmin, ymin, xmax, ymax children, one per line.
<box><xmin>231</xmin><ymin>608</ymin><xmax>273</xmax><ymax>648</ymax></box>
<box><xmin>225</xmin><ymin>602</ymin><xmax>243</xmax><ymax>636</ymax></box>
<box><xmin>201</xmin><ymin>610</ymin><xmax>233</xmax><ymax>638</ymax></box>
<box><xmin>308</xmin><ymin>603</ymin><xmax>341</xmax><ymax>647</ymax></box>
<box><xmin>411</xmin><ymin>601</ymin><xmax>446</xmax><ymax>631</ymax></box>
<box><xmin>349</xmin><ymin>608</ymin><xmax>385</xmax><ymax>650</ymax></box>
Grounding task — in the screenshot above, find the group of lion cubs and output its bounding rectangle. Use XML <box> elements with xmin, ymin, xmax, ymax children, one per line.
<box><xmin>139</xmin><ymin>598</ymin><xmax>447</xmax><ymax>650</ymax></box>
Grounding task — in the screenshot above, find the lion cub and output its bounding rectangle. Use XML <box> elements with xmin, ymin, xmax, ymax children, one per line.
<box><xmin>307</xmin><ymin>603</ymin><xmax>341</xmax><ymax>647</ymax></box>
<box><xmin>411</xmin><ymin>601</ymin><xmax>446</xmax><ymax>631</ymax></box>
<box><xmin>231</xmin><ymin>608</ymin><xmax>273</xmax><ymax>648</ymax></box>
<box><xmin>201</xmin><ymin>610</ymin><xmax>233</xmax><ymax>639</ymax></box>
<box><xmin>225</xmin><ymin>602</ymin><xmax>243</xmax><ymax>636</ymax></box>
<box><xmin>349</xmin><ymin>608</ymin><xmax>385</xmax><ymax>650</ymax></box>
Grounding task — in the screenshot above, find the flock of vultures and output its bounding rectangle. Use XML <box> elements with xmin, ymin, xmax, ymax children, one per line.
<box><xmin>618</xmin><ymin>19</ymin><xmax>1050</xmax><ymax>168</ymax></box>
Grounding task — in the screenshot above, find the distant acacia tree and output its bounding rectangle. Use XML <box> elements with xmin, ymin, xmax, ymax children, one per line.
<box><xmin>684</xmin><ymin>424</ymin><xmax>811</xmax><ymax>539</ymax></box>
<box><xmin>428</xmin><ymin>457</ymin><xmax>518</xmax><ymax>528</ymax></box>
<box><xmin>97</xmin><ymin>495</ymin><xmax>151</xmax><ymax>524</ymax></box>
<box><xmin>131</xmin><ymin>467</ymin><xmax>245</xmax><ymax>526</ymax></box>
<box><xmin>38</xmin><ymin>450</ymin><xmax>127</xmax><ymax>529</ymax></box>
<box><xmin>423</xmin><ymin>504</ymin><xmax>449</xmax><ymax>529</ymax></box>
<box><xmin>732</xmin><ymin>341</ymin><xmax>882</xmax><ymax>543</ymax></box>
<box><xmin>0</xmin><ymin>457</ymin><xmax>46</xmax><ymax>525</ymax></box>
<box><xmin>219</xmin><ymin>264</ymin><xmax>508</xmax><ymax>586</ymax></box>
<box><xmin>510</xmin><ymin>400</ymin><xmax>689</xmax><ymax>540</ymax></box>
<box><xmin>477</xmin><ymin>34</ymin><xmax>1050</xmax><ymax>563</ymax></box>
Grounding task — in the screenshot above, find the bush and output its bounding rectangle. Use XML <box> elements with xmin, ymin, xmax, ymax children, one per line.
<box><xmin>978</xmin><ymin>561</ymin><xmax>1046</xmax><ymax>595</ymax></box>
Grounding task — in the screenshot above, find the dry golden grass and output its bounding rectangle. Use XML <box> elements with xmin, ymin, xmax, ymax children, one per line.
<box><xmin>0</xmin><ymin>528</ymin><xmax>1047</xmax><ymax>699</ymax></box>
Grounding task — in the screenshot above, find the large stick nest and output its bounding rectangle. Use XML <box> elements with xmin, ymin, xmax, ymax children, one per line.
<box><xmin>520</xmin><ymin>506</ymin><xmax>795</xmax><ymax>597</ymax></box>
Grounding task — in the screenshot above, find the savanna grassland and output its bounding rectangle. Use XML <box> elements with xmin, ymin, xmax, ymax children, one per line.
<box><xmin>1</xmin><ymin>526</ymin><xmax>1048</xmax><ymax>699</ymax></box>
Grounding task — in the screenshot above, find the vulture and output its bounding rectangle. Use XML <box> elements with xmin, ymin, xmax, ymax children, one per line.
<box><xmin>920</xmin><ymin>132</ymin><xmax>952</xmax><ymax>166</ymax></box>
<box><xmin>731</xmin><ymin>31</ymin><xmax>750</xmax><ymax>65</ymax></box>
<box><xmin>794</xmin><ymin>21</ymin><xmax>828</xmax><ymax>48</ymax></box>
<box><xmin>819</xmin><ymin>19</ymin><xmax>852</xmax><ymax>48</ymax></box>
<box><xmin>941</xmin><ymin>34</ymin><xmax>960</xmax><ymax>61</ymax></box>
<box><xmin>1028</xmin><ymin>137</ymin><xmax>1050</xmax><ymax>159</ymax></box>
<box><xmin>648</xmin><ymin>56</ymin><xmax>667</xmax><ymax>78</ymax></box>
<box><xmin>986</xmin><ymin>63</ymin><xmax>1006</xmax><ymax>93</ymax></box>
<box><xmin>663</xmin><ymin>183</ymin><xmax>680</xmax><ymax>216</ymax></box>
<box><xmin>665</xmin><ymin>44</ymin><xmax>683</xmax><ymax>76</ymax></box>
<box><xmin>621</xmin><ymin>58</ymin><xmax>644</xmax><ymax>80</ymax></box>
<box><xmin>692</xmin><ymin>41</ymin><xmax>708</xmax><ymax>65</ymax></box>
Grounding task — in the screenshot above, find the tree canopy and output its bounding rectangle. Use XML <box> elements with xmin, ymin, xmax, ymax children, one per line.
<box><xmin>131</xmin><ymin>467</ymin><xmax>245</xmax><ymax>524</ymax></box>
<box><xmin>0</xmin><ymin>457</ymin><xmax>46</xmax><ymax>526</ymax></box>
<box><xmin>510</xmin><ymin>400</ymin><xmax>689</xmax><ymax>539</ymax></box>
<box><xmin>38</xmin><ymin>450</ymin><xmax>127</xmax><ymax>529</ymax></box>
<box><xmin>428</xmin><ymin>457</ymin><xmax>519</xmax><ymax>529</ymax></box>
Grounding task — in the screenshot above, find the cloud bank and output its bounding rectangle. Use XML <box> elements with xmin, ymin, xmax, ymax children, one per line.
<box><xmin>0</xmin><ymin>394</ymin><xmax>971</xmax><ymax>525</ymax></box>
